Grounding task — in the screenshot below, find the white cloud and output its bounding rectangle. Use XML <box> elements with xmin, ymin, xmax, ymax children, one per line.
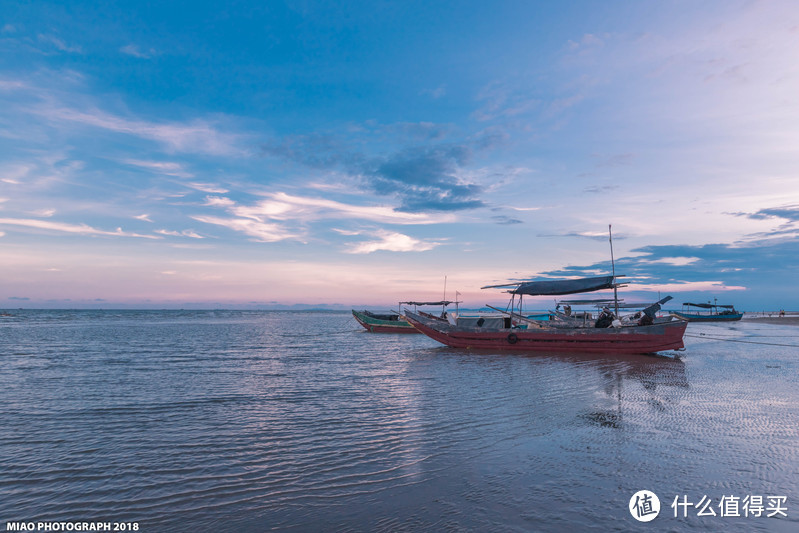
<box><xmin>346</xmin><ymin>230</ymin><xmax>441</xmax><ymax>254</ymax></box>
<box><xmin>0</xmin><ymin>79</ymin><xmax>27</xmax><ymax>91</ymax></box>
<box><xmin>646</xmin><ymin>257</ymin><xmax>701</xmax><ymax>266</ymax></box>
<box><xmin>190</xmin><ymin>215</ymin><xmax>299</xmax><ymax>243</ymax></box>
<box><xmin>629</xmin><ymin>280</ymin><xmax>747</xmax><ymax>292</ymax></box>
<box><xmin>38</xmin><ymin>34</ymin><xmax>83</xmax><ymax>54</ymax></box>
<box><xmin>423</xmin><ymin>86</ymin><xmax>447</xmax><ymax>99</ymax></box>
<box><xmin>331</xmin><ymin>228</ymin><xmax>362</xmax><ymax>236</ymax></box>
<box><xmin>566</xmin><ymin>33</ymin><xmax>606</xmax><ymax>52</ymax></box>
<box><xmin>504</xmin><ymin>205</ymin><xmax>541</xmax><ymax>212</ymax></box>
<box><xmin>204</xmin><ymin>196</ymin><xmax>236</xmax><ymax>207</ymax></box>
<box><xmin>134</xmin><ymin>214</ymin><xmax>153</xmax><ymax>222</ymax></box>
<box><xmin>155</xmin><ymin>229</ymin><xmax>204</xmax><ymax>239</ymax></box>
<box><xmin>0</xmin><ymin>163</ymin><xmax>34</xmax><ymax>184</ymax></box>
<box><xmin>192</xmin><ymin>191</ymin><xmax>454</xmax><ymax>246</ymax></box>
<box><xmin>473</xmin><ymin>81</ymin><xmax>541</xmax><ymax>122</ymax></box>
<box><xmin>120</xmin><ymin>44</ymin><xmax>156</xmax><ymax>59</ymax></box>
<box><xmin>123</xmin><ymin>159</ymin><xmax>193</xmax><ymax>178</ymax></box>
<box><xmin>187</xmin><ymin>182</ymin><xmax>228</xmax><ymax>194</ymax></box>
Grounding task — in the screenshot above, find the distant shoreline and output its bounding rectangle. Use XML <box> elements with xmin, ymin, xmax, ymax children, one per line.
<box><xmin>743</xmin><ymin>316</ymin><xmax>799</xmax><ymax>326</ymax></box>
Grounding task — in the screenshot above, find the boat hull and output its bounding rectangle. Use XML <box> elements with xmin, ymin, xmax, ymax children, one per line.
<box><xmin>670</xmin><ymin>312</ymin><xmax>743</xmax><ymax>322</ymax></box>
<box><xmin>352</xmin><ymin>310</ymin><xmax>419</xmax><ymax>333</ymax></box>
<box><xmin>404</xmin><ymin>311</ymin><xmax>687</xmax><ymax>354</ymax></box>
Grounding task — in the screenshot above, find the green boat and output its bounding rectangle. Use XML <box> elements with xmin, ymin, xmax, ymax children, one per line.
<box><xmin>670</xmin><ymin>301</ymin><xmax>743</xmax><ymax>322</ymax></box>
<box><xmin>352</xmin><ymin>300</ymin><xmax>458</xmax><ymax>333</ymax></box>
<box><xmin>351</xmin><ymin>310</ymin><xmax>418</xmax><ymax>333</ymax></box>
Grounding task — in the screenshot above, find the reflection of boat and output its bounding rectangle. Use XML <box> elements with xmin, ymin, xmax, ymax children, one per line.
<box><xmin>670</xmin><ymin>300</ymin><xmax>743</xmax><ymax>322</ymax></box>
<box><xmin>352</xmin><ymin>300</ymin><xmax>457</xmax><ymax>333</ymax></box>
<box><xmin>582</xmin><ymin>354</ymin><xmax>689</xmax><ymax>430</ymax></box>
<box><xmin>404</xmin><ymin>276</ymin><xmax>687</xmax><ymax>354</ymax></box>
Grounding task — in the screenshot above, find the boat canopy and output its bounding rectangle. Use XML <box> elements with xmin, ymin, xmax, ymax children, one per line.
<box><xmin>483</xmin><ymin>275</ymin><xmax>617</xmax><ymax>296</ymax></box>
<box><xmin>400</xmin><ymin>300</ymin><xmax>457</xmax><ymax>306</ymax></box>
<box><xmin>559</xmin><ymin>298</ymin><xmax>619</xmax><ymax>306</ymax></box>
<box><xmin>682</xmin><ymin>302</ymin><xmax>735</xmax><ymax>309</ymax></box>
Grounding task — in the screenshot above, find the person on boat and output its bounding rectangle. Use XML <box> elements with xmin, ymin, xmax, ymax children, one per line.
<box><xmin>638</xmin><ymin>312</ymin><xmax>654</xmax><ymax>326</ymax></box>
<box><xmin>563</xmin><ymin>304</ymin><xmax>572</xmax><ymax>317</ymax></box>
<box><xmin>595</xmin><ymin>307</ymin><xmax>615</xmax><ymax>328</ymax></box>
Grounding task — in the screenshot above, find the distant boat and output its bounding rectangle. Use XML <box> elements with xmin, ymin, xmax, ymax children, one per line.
<box><xmin>352</xmin><ymin>300</ymin><xmax>457</xmax><ymax>333</ymax></box>
<box><xmin>670</xmin><ymin>301</ymin><xmax>743</xmax><ymax>322</ymax></box>
<box><xmin>403</xmin><ymin>275</ymin><xmax>687</xmax><ymax>354</ymax></box>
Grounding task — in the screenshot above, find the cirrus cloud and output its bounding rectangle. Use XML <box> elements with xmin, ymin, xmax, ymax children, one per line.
<box><xmin>0</xmin><ymin>217</ymin><xmax>160</xmax><ymax>238</ymax></box>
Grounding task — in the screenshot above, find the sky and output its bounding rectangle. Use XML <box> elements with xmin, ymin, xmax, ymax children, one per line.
<box><xmin>1</xmin><ymin>0</ymin><xmax>798</xmax><ymax>310</ymax></box>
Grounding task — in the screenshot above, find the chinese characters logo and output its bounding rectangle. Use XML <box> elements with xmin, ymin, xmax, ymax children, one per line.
<box><xmin>671</xmin><ymin>494</ymin><xmax>787</xmax><ymax>518</ymax></box>
<box><xmin>629</xmin><ymin>490</ymin><xmax>661</xmax><ymax>522</ymax></box>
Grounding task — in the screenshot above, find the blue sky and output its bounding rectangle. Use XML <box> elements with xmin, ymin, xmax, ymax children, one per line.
<box><xmin>1</xmin><ymin>0</ymin><xmax>798</xmax><ymax>310</ymax></box>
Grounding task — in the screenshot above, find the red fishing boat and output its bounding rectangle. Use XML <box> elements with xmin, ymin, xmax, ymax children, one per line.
<box><xmin>403</xmin><ymin>275</ymin><xmax>687</xmax><ymax>354</ymax></box>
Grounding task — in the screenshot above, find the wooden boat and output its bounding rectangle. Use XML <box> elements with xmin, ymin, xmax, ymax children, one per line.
<box><xmin>352</xmin><ymin>309</ymin><xmax>418</xmax><ymax>333</ymax></box>
<box><xmin>402</xmin><ymin>276</ymin><xmax>687</xmax><ymax>354</ymax></box>
<box><xmin>352</xmin><ymin>300</ymin><xmax>456</xmax><ymax>333</ymax></box>
<box><xmin>670</xmin><ymin>301</ymin><xmax>743</xmax><ymax>322</ymax></box>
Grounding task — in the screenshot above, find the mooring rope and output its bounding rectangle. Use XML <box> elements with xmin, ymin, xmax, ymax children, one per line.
<box><xmin>685</xmin><ymin>333</ymin><xmax>799</xmax><ymax>348</ymax></box>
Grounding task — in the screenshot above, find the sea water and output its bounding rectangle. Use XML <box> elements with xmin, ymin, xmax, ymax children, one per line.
<box><xmin>1</xmin><ymin>310</ymin><xmax>797</xmax><ymax>532</ymax></box>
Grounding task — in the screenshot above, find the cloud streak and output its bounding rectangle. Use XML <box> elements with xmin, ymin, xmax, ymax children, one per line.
<box><xmin>0</xmin><ymin>217</ymin><xmax>160</xmax><ymax>238</ymax></box>
<box><xmin>120</xmin><ymin>44</ymin><xmax>156</xmax><ymax>59</ymax></box>
<box><xmin>123</xmin><ymin>159</ymin><xmax>194</xmax><ymax>178</ymax></box>
<box><xmin>231</xmin><ymin>192</ymin><xmax>457</xmax><ymax>225</ymax></box>
<box><xmin>33</xmin><ymin>106</ymin><xmax>245</xmax><ymax>156</ymax></box>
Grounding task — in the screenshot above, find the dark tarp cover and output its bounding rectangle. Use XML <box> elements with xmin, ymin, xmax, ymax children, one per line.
<box><xmin>682</xmin><ymin>302</ymin><xmax>735</xmax><ymax>309</ymax></box>
<box><xmin>400</xmin><ymin>301</ymin><xmax>456</xmax><ymax>306</ymax></box>
<box><xmin>642</xmin><ymin>295</ymin><xmax>673</xmax><ymax>317</ymax></box>
<box><xmin>559</xmin><ymin>298</ymin><xmax>619</xmax><ymax>305</ymax></box>
<box><xmin>499</xmin><ymin>275</ymin><xmax>616</xmax><ymax>296</ymax></box>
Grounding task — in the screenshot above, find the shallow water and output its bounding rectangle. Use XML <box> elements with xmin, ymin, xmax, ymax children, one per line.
<box><xmin>1</xmin><ymin>311</ymin><xmax>797</xmax><ymax>531</ymax></box>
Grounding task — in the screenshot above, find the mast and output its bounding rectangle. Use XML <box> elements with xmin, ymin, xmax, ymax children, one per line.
<box><xmin>609</xmin><ymin>224</ymin><xmax>619</xmax><ymax>317</ymax></box>
<box><xmin>443</xmin><ymin>275</ymin><xmax>447</xmax><ymax>315</ymax></box>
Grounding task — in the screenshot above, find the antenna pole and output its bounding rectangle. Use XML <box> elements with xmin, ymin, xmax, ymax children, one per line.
<box><xmin>609</xmin><ymin>224</ymin><xmax>619</xmax><ymax>317</ymax></box>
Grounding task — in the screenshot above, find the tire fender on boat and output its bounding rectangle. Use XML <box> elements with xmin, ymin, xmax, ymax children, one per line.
<box><xmin>507</xmin><ymin>333</ymin><xmax>518</xmax><ymax>344</ymax></box>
